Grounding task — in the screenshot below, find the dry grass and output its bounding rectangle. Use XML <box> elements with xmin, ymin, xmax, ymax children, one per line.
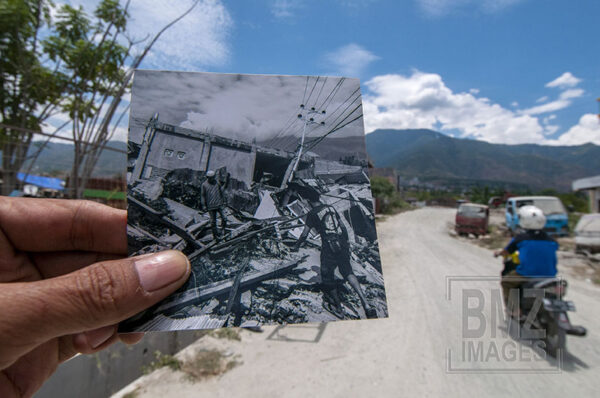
<box><xmin>556</xmin><ymin>237</ymin><xmax>576</xmax><ymax>252</ymax></box>
<box><xmin>141</xmin><ymin>351</ymin><xmax>181</xmax><ymax>374</ymax></box>
<box><xmin>213</xmin><ymin>328</ymin><xmax>241</xmax><ymax>341</ymax></box>
<box><xmin>181</xmin><ymin>349</ymin><xmax>240</xmax><ymax>381</ymax></box>
<box><xmin>122</xmin><ymin>388</ymin><xmax>140</xmax><ymax>398</ymax></box>
<box><xmin>476</xmin><ymin>225</ymin><xmax>511</xmax><ymax>250</ymax></box>
<box><xmin>449</xmin><ymin>223</ymin><xmax>510</xmax><ymax>251</ymax></box>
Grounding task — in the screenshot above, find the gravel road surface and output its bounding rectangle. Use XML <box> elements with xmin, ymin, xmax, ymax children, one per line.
<box><xmin>113</xmin><ymin>207</ymin><xmax>600</xmax><ymax>398</ymax></box>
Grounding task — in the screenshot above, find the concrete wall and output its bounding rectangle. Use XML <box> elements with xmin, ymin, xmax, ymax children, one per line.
<box><xmin>147</xmin><ymin>132</ymin><xmax>207</xmax><ymax>172</ymax></box>
<box><xmin>208</xmin><ymin>144</ymin><xmax>255</xmax><ymax>185</ymax></box>
<box><xmin>35</xmin><ymin>331</ymin><xmax>204</xmax><ymax>398</ymax></box>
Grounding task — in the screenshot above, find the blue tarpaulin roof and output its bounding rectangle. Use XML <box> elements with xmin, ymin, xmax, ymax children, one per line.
<box><xmin>17</xmin><ymin>173</ymin><xmax>65</xmax><ymax>191</ymax></box>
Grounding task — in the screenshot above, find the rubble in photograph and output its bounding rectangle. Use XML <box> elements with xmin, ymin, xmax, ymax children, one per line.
<box><xmin>123</xmin><ymin>119</ymin><xmax>387</xmax><ymax>331</ymax></box>
<box><xmin>122</xmin><ymin>71</ymin><xmax>388</xmax><ymax>332</ymax></box>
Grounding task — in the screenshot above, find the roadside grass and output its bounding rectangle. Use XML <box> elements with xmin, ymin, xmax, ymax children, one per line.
<box><xmin>181</xmin><ymin>349</ymin><xmax>241</xmax><ymax>381</ymax></box>
<box><xmin>450</xmin><ymin>223</ymin><xmax>509</xmax><ymax>251</ymax></box>
<box><xmin>477</xmin><ymin>224</ymin><xmax>510</xmax><ymax>250</ymax></box>
<box><xmin>122</xmin><ymin>388</ymin><xmax>140</xmax><ymax>398</ymax></box>
<box><xmin>557</xmin><ymin>237</ymin><xmax>576</xmax><ymax>252</ymax></box>
<box><xmin>140</xmin><ymin>343</ymin><xmax>241</xmax><ymax>382</ymax></box>
<box><xmin>213</xmin><ymin>328</ymin><xmax>241</xmax><ymax>341</ymax></box>
<box><xmin>142</xmin><ymin>351</ymin><xmax>181</xmax><ymax>374</ymax></box>
<box><xmin>565</xmin><ymin>258</ymin><xmax>600</xmax><ymax>285</ymax></box>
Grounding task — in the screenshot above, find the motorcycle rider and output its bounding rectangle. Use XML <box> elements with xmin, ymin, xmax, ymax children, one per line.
<box><xmin>494</xmin><ymin>205</ymin><xmax>559</xmax><ymax>317</ymax></box>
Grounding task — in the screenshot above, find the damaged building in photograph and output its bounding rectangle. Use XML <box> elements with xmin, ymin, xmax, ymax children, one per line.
<box><xmin>122</xmin><ymin>71</ymin><xmax>388</xmax><ymax>333</ymax></box>
<box><xmin>124</xmin><ymin>117</ymin><xmax>386</xmax><ymax>332</ymax></box>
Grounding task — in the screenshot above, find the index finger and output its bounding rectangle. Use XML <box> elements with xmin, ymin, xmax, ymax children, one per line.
<box><xmin>0</xmin><ymin>197</ymin><xmax>127</xmax><ymax>254</ymax></box>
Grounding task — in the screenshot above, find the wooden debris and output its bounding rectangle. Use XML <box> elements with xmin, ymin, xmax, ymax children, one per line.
<box><xmin>155</xmin><ymin>255</ymin><xmax>308</xmax><ymax>314</ymax></box>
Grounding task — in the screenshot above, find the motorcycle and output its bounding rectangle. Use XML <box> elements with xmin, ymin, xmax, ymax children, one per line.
<box><xmin>503</xmin><ymin>258</ymin><xmax>587</xmax><ymax>357</ymax></box>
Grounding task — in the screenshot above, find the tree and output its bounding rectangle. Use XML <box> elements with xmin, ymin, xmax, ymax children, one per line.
<box><xmin>370</xmin><ymin>176</ymin><xmax>396</xmax><ymax>199</ymax></box>
<box><xmin>370</xmin><ymin>176</ymin><xmax>408</xmax><ymax>214</ymax></box>
<box><xmin>1</xmin><ymin>0</ymin><xmax>199</xmax><ymax>198</ymax></box>
<box><xmin>48</xmin><ymin>0</ymin><xmax>199</xmax><ymax>198</ymax></box>
<box><xmin>0</xmin><ymin>0</ymin><xmax>67</xmax><ymax>195</ymax></box>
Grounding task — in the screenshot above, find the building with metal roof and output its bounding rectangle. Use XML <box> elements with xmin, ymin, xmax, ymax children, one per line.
<box><xmin>573</xmin><ymin>175</ymin><xmax>600</xmax><ymax>213</ymax></box>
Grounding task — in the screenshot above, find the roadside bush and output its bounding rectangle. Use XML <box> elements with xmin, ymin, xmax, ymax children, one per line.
<box><xmin>370</xmin><ymin>176</ymin><xmax>409</xmax><ymax>214</ymax></box>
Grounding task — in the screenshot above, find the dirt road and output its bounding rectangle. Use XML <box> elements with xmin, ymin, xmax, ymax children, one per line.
<box><xmin>114</xmin><ymin>207</ymin><xmax>600</xmax><ymax>397</ymax></box>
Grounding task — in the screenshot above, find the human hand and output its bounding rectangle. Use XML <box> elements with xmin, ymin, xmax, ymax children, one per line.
<box><xmin>0</xmin><ymin>198</ymin><xmax>191</xmax><ymax>398</ymax></box>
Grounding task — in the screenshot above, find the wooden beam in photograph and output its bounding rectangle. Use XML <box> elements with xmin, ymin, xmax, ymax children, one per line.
<box><xmin>128</xmin><ymin>195</ymin><xmax>205</xmax><ymax>250</ymax></box>
<box><xmin>154</xmin><ymin>255</ymin><xmax>309</xmax><ymax>314</ymax></box>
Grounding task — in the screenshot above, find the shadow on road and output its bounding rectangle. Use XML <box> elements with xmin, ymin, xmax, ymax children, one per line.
<box><xmin>266</xmin><ymin>323</ymin><xmax>328</xmax><ymax>343</ymax></box>
<box><xmin>499</xmin><ymin>323</ymin><xmax>589</xmax><ymax>373</ymax></box>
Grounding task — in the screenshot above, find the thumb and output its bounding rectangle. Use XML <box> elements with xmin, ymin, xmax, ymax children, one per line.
<box><xmin>0</xmin><ymin>250</ymin><xmax>190</xmax><ymax>357</ymax></box>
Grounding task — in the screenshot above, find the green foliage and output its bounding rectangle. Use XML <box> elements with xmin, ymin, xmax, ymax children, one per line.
<box><xmin>466</xmin><ymin>185</ymin><xmax>505</xmax><ymax>204</ymax></box>
<box><xmin>370</xmin><ymin>176</ymin><xmax>396</xmax><ymax>198</ymax></box>
<box><xmin>0</xmin><ymin>0</ymin><xmax>67</xmax><ymax>194</ymax></box>
<box><xmin>43</xmin><ymin>0</ymin><xmax>129</xmax><ymax>122</ymax></box>
<box><xmin>556</xmin><ymin>191</ymin><xmax>589</xmax><ymax>213</ymax></box>
<box><xmin>370</xmin><ymin>176</ymin><xmax>409</xmax><ymax>214</ymax></box>
<box><xmin>0</xmin><ymin>0</ymin><xmax>132</xmax><ymax>195</ymax></box>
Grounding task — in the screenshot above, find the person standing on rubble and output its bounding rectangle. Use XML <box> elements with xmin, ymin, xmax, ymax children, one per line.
<box><xmin>293</xmin><ymin>188</ymin><xmax>376</xmax><ymax>319</ymax></box>
<box><xmin>201</xmin><ymin>170</ymin><xmax>227</xmax><ymax>241</ymax></box>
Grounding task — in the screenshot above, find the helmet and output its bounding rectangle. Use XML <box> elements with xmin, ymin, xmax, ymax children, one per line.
<box><xmin>518</xmin><ymin>205</ymin><xmax>546</xmax><ymax>230</ymax></box>
<box><xmin>206</xmin><ymin>170</ymin><xmax>215</xmax><ymax>177</ymax></box>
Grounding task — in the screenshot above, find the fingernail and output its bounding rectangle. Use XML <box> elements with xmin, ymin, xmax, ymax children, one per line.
<box><xmin>84</xmin><ymin>325</ymin><xmax>115</xmax><ymax>349</ymax></box>
<box><xmin>134</xmin><ymin>250</ymin><xmax>190</xmax><ymax>292</ymax></box>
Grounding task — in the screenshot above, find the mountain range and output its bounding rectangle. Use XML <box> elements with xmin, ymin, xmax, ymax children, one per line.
<box><xmin>16</xmin><ymin>141</ymin><xmax>127</xmax><ymax>178</ymax></box>
<box><xmin>14</xmin><ymin>129</ymin><xmax>600</xmax><ymax>192</ymax></box>
<box><xmin>365</xmin><ymin>129</ymin><xmax>600</xmax><ymax>192</ymax></box>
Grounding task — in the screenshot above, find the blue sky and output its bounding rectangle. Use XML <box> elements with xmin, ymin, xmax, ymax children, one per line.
<box><xmin>56</xmin><ymin>0</ymin><xmax>600</xmax><ymax>145</ymax></box>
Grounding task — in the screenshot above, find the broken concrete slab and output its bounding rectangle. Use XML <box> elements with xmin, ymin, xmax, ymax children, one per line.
<box><xmin>254</xmin><ymin>190</ymin><xmax>280</xmax><ymax>219</ymax></box>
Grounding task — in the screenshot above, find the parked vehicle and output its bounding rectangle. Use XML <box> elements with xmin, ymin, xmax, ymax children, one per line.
<box><xmin>574</xmin><ymin>213</ymin><xmax>600</xmax><ymax>254</ymax></box>
<box><xmin>505</xmin><ymin>196</ymin><xmax>569</xmax><ymax>236</ymax></box>
<box><xmin>500</xmin><ymin>258</ymin><xmax>586</xmax><ymax>357</ymax></box>
<box><xmin>455</xmin><ymin>203</ymin><xmax>489</xmax><ymax>236</ymax></box>
<box><xmin>487</xmin><ymin>196</ymin><xmax>503</xmax><ymax>208</ymax></box>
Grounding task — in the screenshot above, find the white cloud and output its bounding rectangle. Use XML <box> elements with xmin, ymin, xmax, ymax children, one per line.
<box><xmin>520</xmin><ymin>99</ymin><xmax>571</xmax><ymax>116</ymax></box>
<box><xmin>536</xmin><ymin>95</ymin><xmax>548</xmax><ymax>103</ymax></box>
<box><xmin>545</xmin><ymin>72</ymin><xmax>582</xmax><ymax>89</ymax></box>
<box><xmin>128</xmin><ymin>0</ymin><xmax>232</xmax><ymax>70</ymax></box>
<box><xmin>417</xmin><ymin>0</ymin><xmax>523</xmax><ymax>17</ymax></box>
<box><xmin>323</xmin><ymin>43</ymin><xmax>379</xmax><ymax>77</ymax></box>
<box><xmin>362</xmin><ymin>70</ymin><xmax>548</xmax><ymax>144</ymax></box>
<box><xmin>363</xmin><ymin>70</ymin><xmax>597</xmax><ymax>146</ymax></box>
<box><xmin>63</xmin><ymin>0</ymin><xmax>233</xmax><ymax>70</ymax></box>
<box><xmin>520</xmin><ymin>88</ymin><xmax>584</xmax><ymax>116</ymax></box>
<box><xmin>548</xmin><ymin>114</ymin><xmax>600</xmax><ymax>145</ymax></box>
<box><xmin>270</xmin><ymin>0</ymin><xmax>299</xmax><ymax>18</ymax></box>
<box><xmin>469</xmin><ymin>88</ymin><xmax>480</xmax><ymax>94</ymax></box>
<box><xmin>336</xmin><ymin>0</ymin><xmax>378</xmax><ymax>8</ymax></box>
<box><xmin>511</xmin><ymin>101</ymin><xmax>519</xmax><ymax>107</ymax></box>
<box><xmin>559</xmin><ymin>88</ymin><xmax>585</xmax><ymax>100</ymax></box>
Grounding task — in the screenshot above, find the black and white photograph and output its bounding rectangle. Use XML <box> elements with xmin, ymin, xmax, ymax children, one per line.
<box><xmin>122</xmin><ymin>70</ymin><xmax>388</xmax><ymax>332</ymax></box>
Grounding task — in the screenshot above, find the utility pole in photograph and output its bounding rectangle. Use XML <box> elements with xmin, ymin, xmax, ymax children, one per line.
<box><xmin>280</xmin><ymin>104</ymin><xmax>326</xmax><ymax>189</ymax></box>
